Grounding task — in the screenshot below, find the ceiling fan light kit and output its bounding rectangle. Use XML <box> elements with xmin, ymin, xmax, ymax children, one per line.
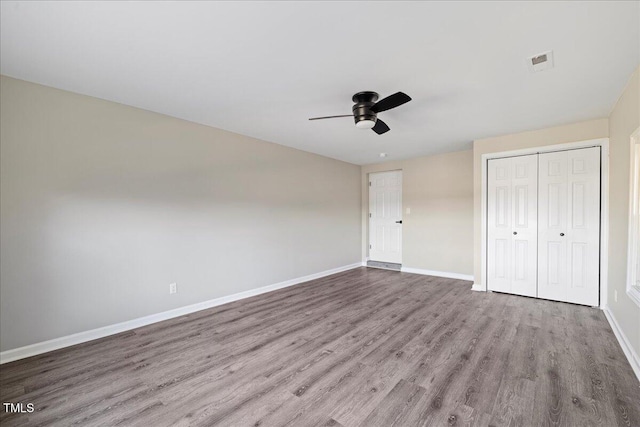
<box><xmin>355</xmin><ymin>119</ymin><xmax>376</xmax><ymax>129</ymax></box>
<box><xmin>309</xmin><ymin>90</ymin><xmax>411</xmax><ymax>135</ymax></box>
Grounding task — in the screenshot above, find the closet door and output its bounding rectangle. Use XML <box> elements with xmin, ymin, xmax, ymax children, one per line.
<box><xmin>487</xmin><ymin>155</ymin><xmax>538</xmax><ymax>297</ymax></box>
<box><xmin>538</xmin><ymin>147</ymin><xmax>600</xmax><ymax>306</ymax></box>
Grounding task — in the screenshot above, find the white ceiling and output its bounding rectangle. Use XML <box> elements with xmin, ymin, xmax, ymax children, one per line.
<box><xmin>1</xmin><ymin>1</ymin><xmax>638</xmax><ymax>165</ymax></box>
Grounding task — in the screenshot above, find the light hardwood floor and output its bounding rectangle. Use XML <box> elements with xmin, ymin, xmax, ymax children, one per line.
<box><xmin>1</xmin><ymin>267</ymin><xmax>639</xmax><ymax>426</ymax></box>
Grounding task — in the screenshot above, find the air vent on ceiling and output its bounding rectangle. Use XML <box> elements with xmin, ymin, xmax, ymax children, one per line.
<box><xmin>528</xmin><ymin>50</ymin><xmax>554</xmax><ymax>72</ymax></box>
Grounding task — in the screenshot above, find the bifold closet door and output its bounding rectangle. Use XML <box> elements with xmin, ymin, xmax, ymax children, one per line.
<box><xmin>487</xmin><ymin>154</ymin><xmax>538</xmax><ymax>297</ymax></box>
<box><xmin>538</xmin><ymin>147</ymin><xmax>601</xmax><ymax>306</ymax></box>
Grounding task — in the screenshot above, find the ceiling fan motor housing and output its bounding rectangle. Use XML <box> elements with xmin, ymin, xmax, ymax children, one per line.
<box><xmin>352</xmin><ymin>91</ymin><xmax>378</xmax><ymax>126</ymax></box>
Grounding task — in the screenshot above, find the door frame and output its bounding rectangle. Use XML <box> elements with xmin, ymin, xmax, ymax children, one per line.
<box><xmin>478</xmin><ymin>138</ymin><xmax>609</xmax><ymax>308</ymax></box>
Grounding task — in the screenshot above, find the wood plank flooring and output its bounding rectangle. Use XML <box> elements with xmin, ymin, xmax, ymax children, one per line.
<box><xmin>1</xmin><ymin>267</ymin><xmax>639</xmax><ymax>426</ymax></box>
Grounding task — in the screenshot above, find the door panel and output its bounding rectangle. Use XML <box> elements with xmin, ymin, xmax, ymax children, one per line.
<box><xmin>488</xmin><ymin>158</ymin><xmax>512</xmax><ymax>293</ymax></box>
<box><xmin>514</xmin><ymin>240</ymin><xmax>528</xmax><ymax>280</ymax></box>
<box><xmin>571</xmin><ymin>242</ymin><xmax>587</xmax><ymax>289</ymax></box>
<box><xmin>368</xmin><ymin>170</ymin><xmax>402</xmax><ymax>264</ymax></box>
<box><xmin>572</xmin><ymin>182</ymin><xmax>586</xmax><ymax>227</ymax></box>
<box><xmin>514</xmin><ymin>185</ymin><xmax>528</xmax><ymax>227</ymax></box>
<box><xmin>547</xmin><ymin>183</ymin><xmax>563</xmax><ymax>227</ymax></box>
<box><xmin>510</xmin><ymin>155</ymin><xmax>538</xmax><ymax>297</ymax></box>
<box><xmin>566</xmin><ymin>148</ymin><xmax>600</xmax><ymax>305</ymax></box>
<box><xmin>389</xmin><ymin>227</ymin><xmax>401</xmax><ymax>253</ymax></box>
<box><xmin>487</xmin><ymin>155</ymin><xmax>537</xmax><ymax>297</ymax></box>
<box><xmin>495</xmin><ymin>239</ymin><xmax>509</xmax><ymax>279</ymax></box>
<box><xmin>495</xmin><ymin>186</ymin><xmax>510</xmax><ymax>227</ymax></box>
<box><xmin>547</xmin><ymin>241</ymin><xmax>562</xmax><ymax>285</ymax></box>
<box><xmin>538</xmin><ymin>147</ymin><xmax>600</xmax><ymax>306</ymax></box>
<box><xmin>538</xmin><ymin>151</ymin><xmax>568</xmax><ymax>302</ymax></box>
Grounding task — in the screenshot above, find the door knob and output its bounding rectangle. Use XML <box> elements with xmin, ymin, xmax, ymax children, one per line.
<box><xmin>395</xmin><ymin>220</ymin><xmax>403</xmax><ymax>224</ymax></box>
<box><xmin>560</xmin><ymin>233</ymin><xmax>565</xmax><ymax>236</ymax></box>
<box><xmin>513</xmin><ymin>231</ymin><xmax>517</xmax><ymax>235</ymax></box>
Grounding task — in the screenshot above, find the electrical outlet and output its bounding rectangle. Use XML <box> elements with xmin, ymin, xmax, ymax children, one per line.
<box><xmin>169</xmin><ymin>283</ymin><xmax>177</xmax><ymax>294</ymax></box>
<box><xmin>406</xmin><ymin>207</ymin><xmax>411</xmax><ymax>215</ymax></box>
<box><xmin>614</xmin><ymin>290</ymin><xmax>617</xmax><ymax>302</ymax></box>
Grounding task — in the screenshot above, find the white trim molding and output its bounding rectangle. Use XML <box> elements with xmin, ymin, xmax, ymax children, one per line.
<box><xmin>626</xmin><ymin>127</ymin><xmax>640</xmax><ymax>307</ymax></box>
<box><xmin>602</xmin><ymin>306</ymin><xmax>640</xmax><ymax>381</ymax></box>
<box><xmin>480</xmin><ymin>138</ymin><xmax>610</xmax><ymax>308</ymax></box>
<box><xmin>470</xmin><ymin>283</ymin><xmax>485</xmax><ymax>291</ymax></box>
<box><xmin>0</xmin><ymin>262</ymin><xmax>363</xmax><ymax>365</ymax></box>
<box><xmin>401</xmin><ymin>267</ymin><xmax>473</xmax><ymax>281</ymax></box>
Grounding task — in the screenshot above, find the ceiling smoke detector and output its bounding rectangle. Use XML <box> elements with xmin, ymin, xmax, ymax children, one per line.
<box><xmin>528</xmin><ymin>50</ymin><xmax>554</xmax><ymax>72</ymax></box>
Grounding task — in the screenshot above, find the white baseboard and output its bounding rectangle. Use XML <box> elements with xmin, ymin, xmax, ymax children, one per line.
<box><xmin>400</xmin><ymin>267</ymin><xmax>473</xmax><ymax>281</ymax></box>
<box><xmin>471</xmin><ymin>283</ymin><xmax>485</xmax><ymax>292</ymax></box>
<box><xmin>0</xmin><ymin>262</ymin><xmax>363</xmax><ymax>365</ymax></box>
<box><xmin>602</xmin><ymin>305</ymin><xmax>640</xmax><ymax>381</ymax></box>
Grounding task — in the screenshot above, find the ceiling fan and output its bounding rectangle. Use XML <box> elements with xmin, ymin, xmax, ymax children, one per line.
<box><xmin>308</xmin><ymin>91</ymin><xmax>412</xmax><ymax>135</ymax></box>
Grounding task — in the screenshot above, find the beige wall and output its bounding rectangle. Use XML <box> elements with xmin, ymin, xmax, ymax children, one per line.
<box><xmin>361</xmin><ymin>150</ymin><xmax>474</xmax><ymax>276</ymax></box>
<box><xmin>608</xmin><ymin>67</ymin><xmax>640</xmax><ymax>357</ymax></box>
<box><xmin>0</xmin><ymin>76</ymin><xmax>361</xmax><ymax>352</ymax></box>
<box><xmin>472</xmin><ymin>118</ymin><xmax>609</xmax><ymax>284</ymax></box>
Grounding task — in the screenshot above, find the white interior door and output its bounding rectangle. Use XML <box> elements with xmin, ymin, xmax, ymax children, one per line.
<box><xmin>369</xmin><ymin>170</ymin><xmax>402</xmax><ymax>264</ymax></box>
<box><xmin>538</xmin><ymin>147</ymin><xmax>600</xmax><ymax>306</ymax></box>
<box><xmin>487</xmin><ymin>155</ymin><xmax>538</xmax><ymax>297</ymax></box>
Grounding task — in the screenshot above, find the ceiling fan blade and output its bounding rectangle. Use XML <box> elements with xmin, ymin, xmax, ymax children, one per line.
<box><xmin>372</xmin><ymin>119</ymin><xmax>390</xmax><ymax>135</ymax></box>
<box><xmin>308</xmin><ymin>114</ymin><xmax>353</xmax><ymax>121</ymax></box>
<box><xmin>370</xmin><ymin>92</ymin><xmax>412</xmax><ymax>113</ymax></box>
